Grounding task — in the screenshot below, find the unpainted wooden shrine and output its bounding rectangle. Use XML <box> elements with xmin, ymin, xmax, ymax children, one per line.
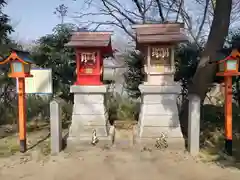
<box><xmin>133</xmin><ymin>23</ymin><xmax>188</xmax><ymax>149</ymax></box>
<box><xmin>133</xmin><ymin>23</ymin><xmax>187</xmax><ymax>85</ymax></box>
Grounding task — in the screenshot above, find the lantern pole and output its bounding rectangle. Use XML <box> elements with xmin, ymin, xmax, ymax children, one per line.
<box><xmin>18</xmin><ymin>77</ymin><xmax>27</xmax><ymax>153</ymax></box>
<box><xmin>224</xmin><ymin>76</ymin><xmax>233</xmax><ymax>156</ymax></box>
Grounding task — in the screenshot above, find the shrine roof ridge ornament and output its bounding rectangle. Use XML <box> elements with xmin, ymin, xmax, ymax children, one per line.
<box><xmin>65</xmin><ymin>31</ymin><xmax>113</xmax><ymax>48</ymax></box>
<box><xmin>132</xmin><ymin>23</ymin><xmax>188</xmax><ymax>44</ymax></box>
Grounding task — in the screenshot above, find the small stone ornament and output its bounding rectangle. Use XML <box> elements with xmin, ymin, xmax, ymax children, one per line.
<box><xmin>91</xmin><ymin>129</ymin><xmax>99</xmax><ymax>145</ymax></box>
<box><xmin>155</xmin><ymin>132</ymin><xmax>168</xmax><ymax>149</ymax></box>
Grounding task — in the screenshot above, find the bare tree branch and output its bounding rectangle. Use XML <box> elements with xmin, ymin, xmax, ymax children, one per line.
<box><xmin>196</xmin><ymin>0</ymin><xmax>210</xmax><ymax>41</ymax></box>
<box><xmin>175</xmin><ymin>0</ymin><xmax>184</xmax><ymax>22</ymax></box>
<box><xmin>72</xmin><ymin>12</ymin><xmax>109</xmax><ymax>19</ymax></box>
<box><xmin>132</xmin><ymin>0</ymin><xmax>143</xmax><ymax>15</ymax></box>
<box><xmin>144</xmin><ymin>0</ymin><xmax>154</xmax><ymax>14</ymax></box>
<box><xmin>101</xmin><ymin>0</ymin><xmax>137</xmax><ymax>24</ymax></box>
<box><xmin>99</xmin><ymin>0</ymin><xmax>135</xmax><ymax>39</ymax></box>
<box><xmin>164</xmin><ymin>0</ymin><xmax>176</xmax><ymax>20</ymax></box>
<box><xmin>74</xmin><ymin>0</ymin><xmax>232</xmax><ymax>46</ymax></box>
<box><xmin>155</xmin><ymin>0</ymin><xmax>165</xmax><ymax>22</ymax></box>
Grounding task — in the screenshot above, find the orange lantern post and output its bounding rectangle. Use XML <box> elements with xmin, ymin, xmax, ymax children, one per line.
<box><xmin>0</xmin><ymin>49</ymin><xmax>33</xmax><ymax>153</ymax></box>
<box><xmin>212</xmin><ymin>49</ymin><xmax>240</xmax><ymax>156</ymax></box>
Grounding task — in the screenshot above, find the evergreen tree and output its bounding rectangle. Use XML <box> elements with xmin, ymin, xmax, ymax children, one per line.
<box><xmin>124</xmin><ymin>51</ymin><xmax>144</xmax><ymax>99</ymax></box>
<box><xmin>32</xmin><ymin>24</ymin><xmax>77</xmax><ymax>102</ymax></box>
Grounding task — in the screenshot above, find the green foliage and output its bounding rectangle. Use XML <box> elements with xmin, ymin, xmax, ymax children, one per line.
<box><xmin>105</xmin><ymin>53</ymin><xmax>142</xmax><ymax>121</ymax></box>
<box><xmin>175</xmin><ymin>43</ymin><xmax>202</xmax><ymax>84</ymax></box>
<box><xmin>0</xmin><ymin>1</ymin><xmax>23</xmax><ymax>125</ymax></box>
<box><xmin>1</xmin><ymin>22</ymin><xmax>75</xmax><ymax>126</ymax></box>
<box><xmin>106</xmin><ymin>92</ymin><xmax>139</xmax><ymax>123</ymax></box>
<box><xmin>124</xmin><ymin>51</ymin><xmax>144</xmax><ymax>99</ymax></box>
<box><xmin>0</xmin><ymin>136</ymin><xmax>20</xmax><ymax>157</ymax></box>
<box><xmin>174</xmin><ymin>32</ymin><xmax>240</xmax><ymax>98</ymax></box>
<box><xmin>61</xmin><ymin>102</ymin><xmax>73</xmax><ymax>129</ymax></box>
<box><xmin>225</xmin><ymin>29</ymin><xmax>240</xmax><ymax>105</ymax></box>
<box><xmin>0</xmin><ymin>0</ymin><xmax>13</xmax><ymax>47</ymax></box>
<box><xmin>32</xmin><ymin>23</ymin><xmax>77</xmax><ymax>102</ymax></box>
<box><xmin>0</xmin><ymin>95</ymin><xmax>17</xmax><ymax>124</ymax></box>
<box><xmin>117</xmin><ymin>99</ymin><xmax>139</xmax><ymax>121</ymax></box>
<box><xmin>26</xmin><ymin>95</ymin><xmax>50</xmax><ymax>122</ymax></box>
<box><xmin>201</xmin><ymin>104</ymin><xmax>240</xmax><ymax>161</ymax></box>
<box><xmin>226</xmin><ymin>29</ymin><xmax>240</xmax><ymax>49</ymax></box>
<box><xmin>174</xmin><ymin>43</ymin><xmax>202</xmax><ymax>99</ymax></box>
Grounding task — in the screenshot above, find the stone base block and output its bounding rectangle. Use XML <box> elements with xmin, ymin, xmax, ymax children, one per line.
<box><xmin>69</xmin><ymin>124</ymin><xmax>110</xmax><ymax>137</ymax></box>
<box><xmin>67</xmin><ymin>85</ymin><xmax>112</xmax><ymax>147</ymax></box>
<box><xmin>138</xmin><ymin>115</ymin><xmax>180</xmax><ymax>127</ymax></box>
<box><xmin>136</xmin><ymin>84</ymin><xmax>185</xmax><ymax>149</ymax></box>
<box><xmin>134</xmin><ymin>137</ymin><xmax>185</xmax><ymax>151</ymax></box>
<box><xmin>71</xmin><ymin>114</ymin><xmax>109</xmax><ymax>126</ymax></box>
<box><xmin>133</xmin><ymin>125</ymin><xmax>185</xmax><ymax>150</ymax></box>
<box><xmin>139</xmin><ymin>126</ymin><xmax>183</xmax><ymax>138</ymax></box>
<box><xmin>72</xmin><ymin>103</ymin><xmax>107</xmax><ymax>115</ymax></box>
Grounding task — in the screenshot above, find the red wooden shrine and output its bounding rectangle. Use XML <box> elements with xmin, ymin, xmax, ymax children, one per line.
<box><xmin>65</xmin><ymin>31</ymin><xmax>113</xmax><ymax>85</ymax></box>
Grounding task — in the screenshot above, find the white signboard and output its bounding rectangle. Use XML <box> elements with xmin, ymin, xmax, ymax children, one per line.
<box><xmin>17</xmin><ymin>68</ymin><xmax>53</xmax><ymax>94</ymax></box>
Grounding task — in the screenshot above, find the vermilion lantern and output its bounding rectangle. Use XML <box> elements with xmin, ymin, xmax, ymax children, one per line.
<box><xmin>0</xmin><ymin>49</ymin><xmax>34</xmax><ymax>153</ymax></box>
<box><xmin>216</xmin><ymin>56</ymin><xmax>240</xmax><ymax>76</ymax></box>
<box><xmin>0</xmin><ymin>49</ymin><xmax>33</xmax><ymax>78</ymax></box>
<box><xmin>211</xmin><ymin>48</ymin><xmax>240</xmax><ymax>156</ymax></box>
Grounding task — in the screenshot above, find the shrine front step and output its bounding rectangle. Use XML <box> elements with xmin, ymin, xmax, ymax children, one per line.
<box><xmin>69</xmin><ymin>124</ymin><xmax>110</xmax><ymax>137</ymax></box>
<box><xmin>113</xmin><ymin>129</ymin><xmax>135</xmax><ymax>149</ymax></box>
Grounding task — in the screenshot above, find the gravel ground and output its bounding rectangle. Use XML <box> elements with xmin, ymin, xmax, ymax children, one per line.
<box><xmin>0</xmin><ymin>146</ymin><xmax>240</xmax><ymax>180</ymax></box>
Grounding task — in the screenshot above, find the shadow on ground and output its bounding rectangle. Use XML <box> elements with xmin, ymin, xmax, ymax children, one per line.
<box><xmin>0</xmin><ymin>120</ymin><xmax>70</xmax><ymax>157</ymax></box>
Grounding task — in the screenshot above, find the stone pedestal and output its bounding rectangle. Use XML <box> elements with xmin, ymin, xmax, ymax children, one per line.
<box><xmin>67</xmin><ymin>85</ymin><xmax>114</xmax><ymax>147</ymax></box>
<box><xmin>135</xmin><ymin>84</ymin><xmax>184</xmax><ymax>150</ymax></box>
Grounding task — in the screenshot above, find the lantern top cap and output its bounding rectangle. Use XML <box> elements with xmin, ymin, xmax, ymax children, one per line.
<box><xmin>132</xmin><ymin>22</ymin><xmax>188</xmax><ymax>45</ymax></box>
<box><xmin>210</xmin><ymin>49</ymin><xmax>240</xmax><ymax>64</ymax></box>
<box><xmin>211</xmin><ymin>56</ymin><xmax>238</xmax><ymax>66</ymax></box>
<box><xmin>65</xmin><ymin>30</ymin><xmax>113</xmax><ymax>48</ymax></box>
<box><xmin>0</xmin><ymin>49</ymin><xmax>34</xmax><ymax>65</ymax></box>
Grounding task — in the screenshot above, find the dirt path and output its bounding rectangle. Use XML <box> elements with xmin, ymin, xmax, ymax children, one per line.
<box><xmin>0</xmin><ymin>146</ymin><xmax>240</xmax><ymax>180</ymax></box>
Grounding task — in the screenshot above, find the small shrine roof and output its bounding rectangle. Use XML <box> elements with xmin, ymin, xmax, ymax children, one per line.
<box><xmin>210</xmin><ymin>48</ymin><xmax>240</xmax><ymax>64</ymax></box>
<box><xmin>0</xmin><ymin>49</ymin><xmax>33</xmax><ymax>65</ymax></box>
<box><xmin>132</xmin><ymin>23</ymin><xmax>188</xmax><ymax>44</ymax></box>
<box><xmin>65</xmin><ymin>31</ymin><xmax>113</xmax><ymax>47</ymax></box>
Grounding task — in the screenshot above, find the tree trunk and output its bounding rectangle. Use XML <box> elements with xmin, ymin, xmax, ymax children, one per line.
<box><xmin>180</xmin><ymin>0</ymin><xmax>233</xmax><ymax>138</ymax></box>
